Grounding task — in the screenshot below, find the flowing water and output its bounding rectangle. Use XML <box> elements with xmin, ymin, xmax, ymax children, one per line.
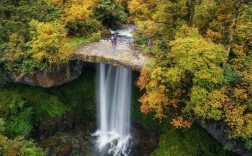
<box><xmin>93</xmin><ymin>64</ymin><xmax>132</xmax><ymax>156</ymax></box>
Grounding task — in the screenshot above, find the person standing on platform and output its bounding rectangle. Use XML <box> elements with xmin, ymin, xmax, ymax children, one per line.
<box><xmin>114</xmin><ymin>36</ymin><xmax>118</xmax><ymax>46</ymax></box>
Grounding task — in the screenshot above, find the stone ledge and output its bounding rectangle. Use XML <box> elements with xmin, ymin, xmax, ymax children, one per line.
<box><xmin>73</xmin><ymin>41</ymin><xmax>151</xmax><ymax>71</ymax></box>
<box><xmin>0</xmin><ymin>61</ymin><xmax>83</xmax><ymax>88</ymax></box>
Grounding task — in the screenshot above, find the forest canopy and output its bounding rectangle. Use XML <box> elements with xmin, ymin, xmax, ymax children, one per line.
<box><xmin>131</xmin><ymin>0</ymin><xmax>252</xmax><ymax>148</ymax></box>
<box><xmin>0</xmin><ymin>0</ymin><xmax>252</xmax><ymax>154</ymax></box>
<box><xmin>0</xmin><ymin>0</ymin><xmax>127</xmax><ymax>74</ymax></box>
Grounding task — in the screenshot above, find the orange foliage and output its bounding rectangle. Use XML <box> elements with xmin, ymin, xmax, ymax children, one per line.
<box><xmin>170</xmin><ymin>116</ymin><xmax>192</xmax><ymax>129</ymax></box>
<box><xmin>224</xmin><ymin>102</ymin><xmax>252</xmax><ymax>138</ymax></box>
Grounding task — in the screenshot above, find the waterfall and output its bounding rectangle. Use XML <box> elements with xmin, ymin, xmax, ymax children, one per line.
<box><xmin>93</xmin><ymin>63</ymin><xmax>132</xmax><ymax>156</ymax></box>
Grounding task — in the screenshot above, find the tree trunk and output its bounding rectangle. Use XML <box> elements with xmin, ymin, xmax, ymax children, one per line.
<box><xmin>188</xmin><ymin>0</ymin><xmax>195</xmax><ymax>27</ymax></box>
<box><xmin>12</xmin><ymin>0</ymin><xmax>19</xmax><ymax>6</ymax></box>
<box><xmin>223</xmin><ymin>0</ymin><xmax>241</xmax><ymax>68</ymax></box>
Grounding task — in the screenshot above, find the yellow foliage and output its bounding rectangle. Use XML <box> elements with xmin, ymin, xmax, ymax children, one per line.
<box><xmin>29</xmin><ymin>20</ymin><xmax>71</xmax><ymax>66</ymax></box>
<box><xmin>137</xmin><ymin>67</ymin><xmax>152</xmax><ymax>90</ymax></box>
<box><xmin>139</xmin><ymin>88</ymin><xmax>168</xmax><ymax>119</ymax></box>
<box><xmin>137</xmin><ymin>66</ymin><xmax>170</xmax><ymax>119</ymax></box>
<box><xmin>64</xmin><ymin>0</ymin><xmax>94</xmax><ymax>23</ymax></box>
<box><xmin>6</xmin><ymin>34</ymin><xmax>25</xmax><ymax>62</ymax></box>
<box><xmin>224</xmin><ymin>103</ymin><xmax>252</xmax><ymax>139</ymax></box>
<box><xmin>233</xmin><ymin>88</ymin><xmax>248</xmax><ymax>102</ymax></box>
<box><xmin>128</xmin><ymin>0</ymin><xmax>157</xmax><ymax>21</ymax></box>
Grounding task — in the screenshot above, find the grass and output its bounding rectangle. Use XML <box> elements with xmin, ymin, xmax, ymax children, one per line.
<box><xmin>66</xmin><ymin>37</ymin><xmax>90</xmax><ymax>48</ymax></box>
<box><xmin>65</xmin><ymin>32</ymin><xmax>102</xmax><ymax>48</ymax></box>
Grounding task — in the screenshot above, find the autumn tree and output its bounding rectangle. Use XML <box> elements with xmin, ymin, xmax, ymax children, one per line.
<box><xmin>138</xmin><ymin>26</ymin><xmax>226</xmax><ymax>123</ymax></box>
<box><xmin>28</xmin><ymin>20</ymin><xmax>70</xmax><ymax>71</ymax></box>
<box><xmin>136</xmin><ymin>0</ymin><xmax>252</xmax><ymax>141</ymax></box>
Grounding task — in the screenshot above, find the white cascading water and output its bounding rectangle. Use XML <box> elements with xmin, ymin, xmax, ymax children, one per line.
<box><xmin>93</xmin><ymin>63</ymin><xmax>132</xmax><ymax>156</ymax></box>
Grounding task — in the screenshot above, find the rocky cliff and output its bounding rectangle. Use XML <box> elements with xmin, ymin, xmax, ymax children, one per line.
<box><xmin>0</xmin><ymin>61</ymin><xmax>83</xmax><ymax>88</ymax></box>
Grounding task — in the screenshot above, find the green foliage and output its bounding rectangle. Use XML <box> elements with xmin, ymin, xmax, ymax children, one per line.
<box><xmin>223</xmin><ymin>64</ymin><xmax>242</xmax><ymax>86</ymax></box>
<box><xmin>129</xmin><ymin>0</ymin><xmax>188</xmax><ymax>51</ymax></box>
<box><xmin>0</xmin><ymin>96</ymin><xmax>45</xmax><ymax>155</ymax></box>
<box><xmin>0</xmin><ymin>136</ymin><xmax>45</xmax><ymax>156</ymax></box>
<box><xmin>51</xmin><ymin>69</ymin><xmax>96</xmax><ymax>119</ymax></box>
<box><xmin>169</xmin><ymin>26</ymin><xmax>225</xmax><ymax>88</ymax></box>
<box><xmin>29</xmin><ymin>20</ymin><xmax>71</xmax><ymax>71</ymax></box>
<box><xmin>0</xmin><ymin>96</ymin><xmax>33</xmax><ymax>137</ymax></box>
<box><xmin>94</xmin><ymin>0</ymin><xmax>128</xmax><ymax>28</ymax></box>
<box><xmin>223</xmin><ymin>142</ymin><xmax>234</xmax><ymax>151</ymax></box>
<box><xmin>245</xmin><ymin>139</ymin><xmax>252</xmax><ymax>150</ymax></box>
<box><xmin>56</xmin><ymin>0</ymin><xmax>102</xmax><ymax>36</ymax></box>
<box><xmin>0</xmin><ymin>83</ymin><xmax>69</xmax><ymax>140</ymax></box>
<box><xmin>0</xmin><ymin>0</ymin><xmax>111</xmax><ymax>74</ymax></box>
<box><xmin>0</xmin><ymin>84</ymin><xmax>68</xmax><ymax>118</ymax></box>
<box><xmin>0</xmin><ymin>0</ymin><xmax>68</xmax><ymax>74</ymax></box>
<box><xmin>135</xmin><ymin>0</ymin><xmax>252</xmax><ymax>141</ymax></box>
<box><xmin>89</xmin><ymin>31</ymin><xmax>102</xmax><ymax>42</ymax></box>
<box><xmin>5</xmin><ymin>107</ymin><xmax>33</xmax><ymax>137</ymax></box>
<box><xmin>0</xmin><ymin>118</ymin><xmax>5</xmax><ymax>133</ymax></box>
<box><xmin>138</xmin><ymin>26</ymin><xmax>226</xmax><ymax>121</ymax></box>
<box><xmin>151</xmin><ymin>124</ymin><xmax>235</xmax><ymax>156</ymax></box>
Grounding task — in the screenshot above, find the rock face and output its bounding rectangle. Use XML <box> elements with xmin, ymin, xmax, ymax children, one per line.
<box><xmin>73</xmin><ymin>41</ymin><xmax>151</xmax><ymax>71</ymax></box>
<box><xmin>0</xmin><ymin>61</ymin><xmax>83</xmax><ymax>88</ymax></box>
<box><xmin>200</xmin><ymin>120</ymin><xmax>252</xmax><ymax>156</ymax></box>
<box><xmin>0</xmin><ymin>40</ymin><xmax>151</xmax><ymax>87</ymax></box>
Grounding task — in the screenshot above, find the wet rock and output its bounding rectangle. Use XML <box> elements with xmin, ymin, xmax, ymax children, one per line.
<box><xmin>40</xmin><ymin>138</ymin><xmax>61</xmax><ymax>148</ymax></box>
<box><xmin>39</xmin><ymin>126</ymin><xmax>96</xmax><ymax>156</ymax></box>
<box><xmin>200</xmin><ymin>120</ymin><xmax>252</xmax><ymax>156</ymax></box>
<box><xmin>130</xmin><ymin>125</ymin><xmax>159</xmax><ymax>156</ymax></box>
<box><xmin>59</xmin><ymin>144</ymin><xmax>72</xmax><ymax>155</ymax></box>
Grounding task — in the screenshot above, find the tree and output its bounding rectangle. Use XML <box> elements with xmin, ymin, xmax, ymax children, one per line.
<box><xmin>224</xmin><ymin>0</ymin><xmax>242</xmax><ymax>68</ymax></box>
<box><xmin>28</xmin><ymin>20</ymin><xmax>70</xmax><ymax>71</ymax></box>
<box><xmin>136</xmin><ymin>1</ymin><xmax>252</xmax><ymax>140</ymax></box>
<box><xmin>138</xmin><ymin>26</ymin><xmax>226</xmax><ymax>121</ymax></box>
<box><xmin>94</xmin><ymin>0</ymin><xmax>128</xmax><ymax>28</ymax></box>
<box><xmin>61</xmin><ymin>0</ymin><xmax>101</xmax><ymax>36</ymax></box>
<box><xmin>187</xmin><ymin>0</ymin><xmax>195</xmax><ymax>27</ymax></box>
<box><xmin>128</xmin><ymin>0</ymin><xmax>189</xmax><ymax>51</ymax></box>
<box><xmin>0</xmin><ymin>135</ymin><xmax>45</xmax><ymax>156</ymax></box>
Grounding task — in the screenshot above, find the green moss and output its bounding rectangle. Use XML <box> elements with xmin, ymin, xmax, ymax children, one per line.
<box><xmin>151</xmin><ymin>124</ymin><xmax>237</xmax><ymax>156</ymax></box>
<box><xmin>0</xmin><ymin>84</ymin><xmax>68</xmax><ymax>118</ymax></box>
<box><xmin>51</xmin><ymin>68</ymin><xmax>97</xmax><ymax>120</ymax></box>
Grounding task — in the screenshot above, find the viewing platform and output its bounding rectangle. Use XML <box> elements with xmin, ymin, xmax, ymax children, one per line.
<box><xmin>72</xmin><ymin>40</ymin><xmax>150</xmax><ymax>71</ymax></box>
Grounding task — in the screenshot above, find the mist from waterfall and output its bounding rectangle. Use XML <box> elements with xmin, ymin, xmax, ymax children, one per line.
<box><xmin>93</xmin><ymin>63</ymin><xmax>132</xmax><ymax>156</ymax></box>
